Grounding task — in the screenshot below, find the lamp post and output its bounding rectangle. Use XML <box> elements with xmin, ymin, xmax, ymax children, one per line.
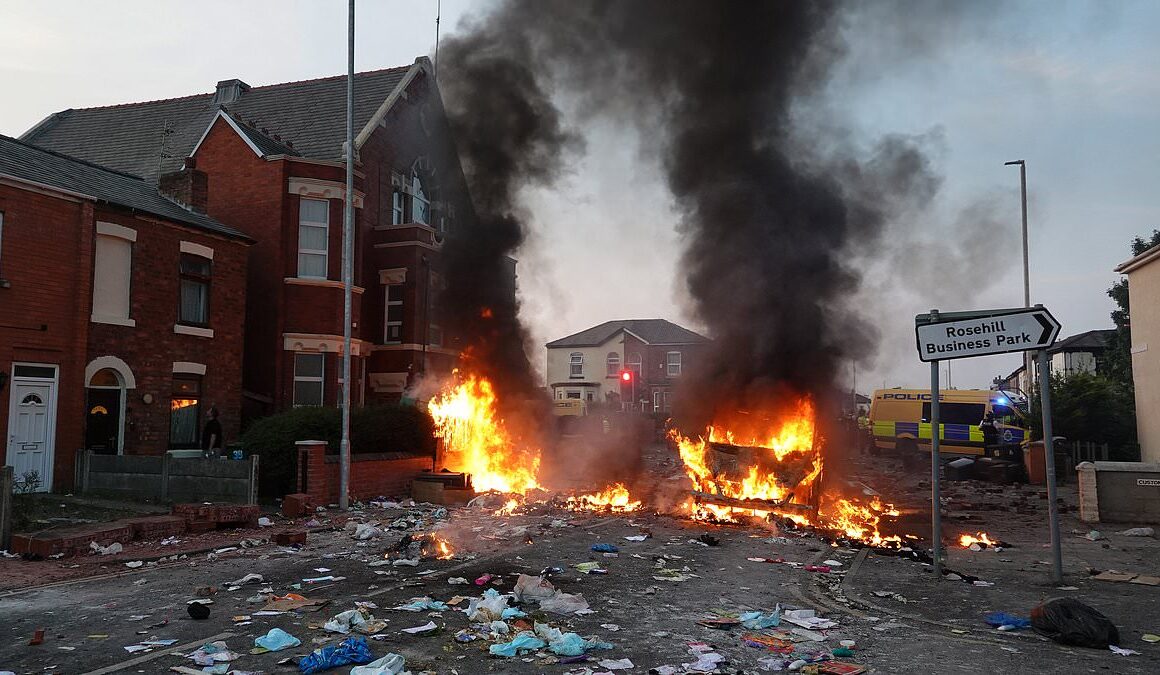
<box><xmin>1005</xmin><ymin>159</ymin><xmax>1032</xmax><ymax>395</ymax></box>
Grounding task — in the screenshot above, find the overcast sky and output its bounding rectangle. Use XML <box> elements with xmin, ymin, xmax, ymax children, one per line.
<box><xmin>3</xmin><ymin>1</ymin><xmax>1157</xmax><ymax>394</ymax></box>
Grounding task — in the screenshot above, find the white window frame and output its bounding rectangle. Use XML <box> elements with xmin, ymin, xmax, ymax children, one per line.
<box><xmin>627</xmin><ymin>352</ymin><xmax>642</xmax><ymax>377</ymax></box>
<box><xmin>428</xmin><ymin>324</ymin><xmax>444</xmax><ymax>347</ymax></box>
<box><xmin>293</xmin><ymin>352</ymin><xmax>325</xmax><ymax>406</ymax></box>
<box><xmin>411</xmin><ymin>172</ymin><xmax>430</xmax><ymax>225</ymax></box>
<box><xmin>297</xmin><ymin>198</ymin><xmax>329</xmax><ymax>279</ymax></box>
<box><xmin>666</xmin><ymin>351</ymin><xmax>682</xmax><ymax>377</ymax></box>
<box><xmin>569</xmin><ymin>352</ymin><xmax>583</xmax><ymax>379</ymax></box>
<box><xmin>384</xmin><ymin>283</ymin><xmax>403</xmax><ymax>344</ymax></box>
<box><xmin>606</xmin><ymin>352</ymin><xmax>621</xmax><ymax>377</ymax></box>
<box><xmin>0</xmin><ymin>211</ymin><xmax>5</xmax><ymax>277</ymax></box>
<box><xmin>392</xmin><ymin>191</ymin><xmax>404</xmax><ymax>225</ymax></box>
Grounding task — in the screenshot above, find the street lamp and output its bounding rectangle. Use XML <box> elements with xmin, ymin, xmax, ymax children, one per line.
<box><xmin>1005</xmin><ymin>159</ymin><xmax>1032</xmax><ymax>396</ymax></box>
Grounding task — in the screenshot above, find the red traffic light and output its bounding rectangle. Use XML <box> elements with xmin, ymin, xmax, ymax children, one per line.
<box><xmin>620</xmin><ymin>370</ymin><xmax>632</xmax><ymax>382</ymax></box>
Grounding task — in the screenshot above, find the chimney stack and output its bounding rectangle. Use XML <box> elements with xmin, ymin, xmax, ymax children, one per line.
<box><xmin>212</xmin><ymin>78</ymin><xmax>250</xmax><ymax>105</ymax></box>
<box><xmin>159</xmin><ymin>156</ymin><xmax>209</xmax><ymax>214</ymax></box>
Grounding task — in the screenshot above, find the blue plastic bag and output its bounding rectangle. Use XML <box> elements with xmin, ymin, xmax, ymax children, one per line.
<box><xmin>255</xmin><ymin>628</ymin><xmax>301</xmax><ymax>652</ymax></box>
<box><xmin>740</xmin><ymin>608</ymin><xmax>782</xmax><ymax>629</ymax></box>
<box><xmin>298</xmin><ymin>636</ymin><xmax>374</xmax><ymax>674</ymax></box>
<box><xmin>590</xmin><ymin>543</ymin><xmax>619</xmax><ymax>553</ymax></box>
<box><xmin>488</xmin><ymin>632</ymin><xmax>547</xmax><ymax>657</ymax></box>
<box><xmin>984</xmin><ymin>612</ymin><xmax>1031</xmax><ymax>629</ymax></box>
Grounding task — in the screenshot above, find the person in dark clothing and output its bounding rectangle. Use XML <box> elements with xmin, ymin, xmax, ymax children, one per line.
<box><xmin>202</xmin><ymin>406</ymin><xmax>224</xmax><ymax>458</ymax></box>
<box><xmin>979</xmin><ymin>411</ymin><xmax>1000</xmax><ymax>456</ymax></box>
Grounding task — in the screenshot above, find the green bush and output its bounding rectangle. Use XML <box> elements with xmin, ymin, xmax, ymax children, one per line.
<box><xmin>241</xmin><ymin>404</ymin><xmax>435</xmax><ymax>499</ymax></box>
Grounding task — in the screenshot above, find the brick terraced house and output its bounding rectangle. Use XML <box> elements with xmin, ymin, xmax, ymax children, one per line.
<box><xmin>23</xmin><ymin>57</ymin><xmax>479</xmax><ymax>423</ymax></box>
<box><xmin>0</xmin><ymin>134</ymin><xmax>251</xmax><ymax>491</ymax></box>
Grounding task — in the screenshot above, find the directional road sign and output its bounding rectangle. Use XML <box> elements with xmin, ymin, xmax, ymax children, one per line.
<box><xmin>915</xmin><ymin>306</ymin><xmax>1061</xmax><ymax>362</ymax></box>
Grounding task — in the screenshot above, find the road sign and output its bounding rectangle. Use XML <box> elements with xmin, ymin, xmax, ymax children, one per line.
<box><xmin>914</xmin><ymin>306</ymin><xmax>1060</xmax><ymax>362</ymax></box>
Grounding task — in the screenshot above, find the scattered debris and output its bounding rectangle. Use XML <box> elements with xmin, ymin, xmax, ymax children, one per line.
<box><xmin>1031</xmin><ymin>598</ymin><xmax>1120</xmax><ymax>648</ymax></box>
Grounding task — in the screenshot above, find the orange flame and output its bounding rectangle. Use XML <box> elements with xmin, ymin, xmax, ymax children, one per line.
<box><xmin>819</xmin><ymin>496</ymin><xmax>902</xmax><ymax>548</ymax></box>
<box><xmin>495</xmin><ymin>498</ymin><xmax>520</xmax><ymax>516</ymax></box>
<box><xmin>959</xmin><ymin>532</ymin><xmax>998</xmax><ymax>548</ymax></box>
<box><xmin>671</xmin><ymin>398</ymin><xmax>905</xmax><ymax>546</ymax></box>
<box><xmin>566</xmin><ymin>483</ymin><xmax>642</xmax><ymax>513</ymax></box>
<box><xmin>671</xmin><ymin>398</ymin><xmax>820</xmax><ymax>523</ymax></box>
<box><xmin>428</xmin><ymin>374</ymin><xmax>541</xmax><ymax>494</ymax></box>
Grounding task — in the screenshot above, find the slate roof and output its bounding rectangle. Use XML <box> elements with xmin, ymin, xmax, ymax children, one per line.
<box><xmin>546</xmin><ymin>319</ymin><xmax>709</xmax><ymax>348</ymax></box>
<box><xmin>1048</xmin><ymin>329</ymin><xmax>1115</xmax><ymax>354</ymax></box>
<box><xmin>0</xmin><ymin>134</ymin><xmax>249</xmax><ymax>240</ymax></box>
<box><xmin>21</xmin><ymin>64</ymin><xmax>414</xmax><ymax>181</ymax></box>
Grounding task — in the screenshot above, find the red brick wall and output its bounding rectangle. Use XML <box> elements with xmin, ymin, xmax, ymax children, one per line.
<box><xmin>86</xmin><ymin>206</ymin><xmax>248</xmax><ymax>454</ymax></box>
<box><xmin>0</xmin><ymin>184</ymin><xmax>92</xmax><ymax>489</ymax></box>
<box><xmin>195</xmin><ymin>119</ymin><xmax>290</xmax><ymax>416</ymax></box>
<box><xmin>298</xmin><ymin>440</ymin><xmax>432</xmax><ymax>504</ymax></box>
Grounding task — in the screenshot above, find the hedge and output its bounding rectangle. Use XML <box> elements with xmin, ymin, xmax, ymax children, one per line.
<box><xmin>241</xmin><ymin>404</ymin><xmax>436</xmax><ymax>500</ymax></box>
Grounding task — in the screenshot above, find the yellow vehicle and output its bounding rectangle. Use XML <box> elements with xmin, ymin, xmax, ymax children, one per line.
<box><xmin>869</xmin><ymin>388</ymin><xmax>1027</xmax><ymax>457</ymax></box>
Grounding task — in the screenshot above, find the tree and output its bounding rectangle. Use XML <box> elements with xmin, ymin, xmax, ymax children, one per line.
<box><xmin>1029</xmin><ymin>372</ymin><xmax>1138</xmax><ymax>461</ymax></box>
<box><xmin>1106</xmin><ymin>229</ymin><xmax>1160</xmax><ymax>385</ymax></box>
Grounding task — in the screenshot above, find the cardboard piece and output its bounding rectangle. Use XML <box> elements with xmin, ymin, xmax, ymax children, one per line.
<box><xmin>260</xmin><ymin>593</ymin><xmax>329</xmax><ymax>612</ymax></box>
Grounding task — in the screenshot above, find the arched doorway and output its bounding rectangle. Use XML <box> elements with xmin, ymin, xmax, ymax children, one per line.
<box><xmin>86</xmin><ymin>367</ymin><xmax>126</xmax><ymax>454</ymax></box>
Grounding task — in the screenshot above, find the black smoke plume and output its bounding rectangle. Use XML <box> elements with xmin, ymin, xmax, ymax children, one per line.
<box><xmin>438</xmin><ymin>1</ymin><xmax>982</xmax><ymax>425</ymax></box>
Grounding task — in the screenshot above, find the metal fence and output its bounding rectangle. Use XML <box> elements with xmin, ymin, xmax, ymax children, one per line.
<box><xmin>1067</xmin><ymin>440</ymin><xmax>1110</xmax><ymax>464</ymax></box>
<box><xmin>74</xmin><ymin>450</ymin><xmax>258</xmax><ymax>504</ymax></box>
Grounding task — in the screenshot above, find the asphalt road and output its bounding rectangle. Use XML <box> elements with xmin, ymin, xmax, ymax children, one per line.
<box><xmin>2</xmin><ymin>497</ymin><xmax>1155</xmax><ymax>674</ymax></box>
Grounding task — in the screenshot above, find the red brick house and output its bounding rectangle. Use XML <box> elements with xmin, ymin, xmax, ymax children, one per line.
<box><xmin>545</xmin><ymin>319</ymin><xmax>710</xmax><ymax>413</ymax></box>
<box><xmin>23</xmin><ymin>57</ymin><xmax>477</xmax><ymax>422</ymax></box>
<box><xmin>0</xmin><ymin>134</ymin><xmax>250</xmax><ymax>491</ymax></box>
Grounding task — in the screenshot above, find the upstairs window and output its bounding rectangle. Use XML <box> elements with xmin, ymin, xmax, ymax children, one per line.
<box><xmin>627</xmin><ymin>352</ymin><xmax>642</xmax><ymax>377</ymax></box>
<box><xmin>412</xmin><ymin>172</ymin><xmax>430</xmax><ymax>225</ymax></box>
<box><xmin>384</xmin><ymin>283</ymin><xmax>404</xmax><ymax>344</ymax></box>
<box><xmin>297</xmin><ymin>198</ymin><xmax>329</xmax><ymax>279</ymax></box>
<box><xmin>666</xmin><ymin>351</ymin><xmax>682</xmax><ymax>377</ymax></box>
<box><xmin>429</xmin><ymin>324</ymin><xmax>444</xmax><ymax>347</ymax></box>
<box><xmin>178</xmin><ymin>253</ymin><xmax>211</xmax><ymax>326</ymax></box>
<box><xmin>92</xmin><ymin>226</ymin><xmax>135</xmax><ymax>325</ymax></box>
<box><xmin>293</xmin><ymin>353</ymin><xmax>325</xmax><ymax>406</ymax></box>
<box><xmin>606</xmin><ymin>352</ymin><xmax>621</xmax><ymax>377</ymax></box>
<box><xmin>0</xmin><ymin>211</ymin><xmax>5</xmax><ymax>278</ymax></box>
<box><xmin>569</xmin><ymin>352</ymin><xmax>583</xmax><ymax>378</ymax></box>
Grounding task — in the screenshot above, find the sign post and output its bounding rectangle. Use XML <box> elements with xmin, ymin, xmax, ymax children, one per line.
<box><xmin>928</xmin><ymin>311</ymin><xmax>942</xmax><ymax>579</ymax></box>
<box><xmin>915</xmin><ymin>305</ymin><xmax>1062</xmax><ymax>583</ymax></box>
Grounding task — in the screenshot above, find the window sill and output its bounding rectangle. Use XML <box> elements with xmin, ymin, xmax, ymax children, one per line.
<box><xmin>174</xmin><ymin>324</ymin><xmax>215</xmax><ymax>338</ymax></box>
<box><xmin>91</xmin><ymin>314</ymin><xmax>136</xmax><ymax>327</ymax></box>
<box><xmin>284</xmin><ymin>277</ymin><xmax>366</xmax><ymax>293</ymax></box>
<box><xmin>0</xmin><ymin>279</ymin><xmax>10</xmax><ymax>289</ymax></box>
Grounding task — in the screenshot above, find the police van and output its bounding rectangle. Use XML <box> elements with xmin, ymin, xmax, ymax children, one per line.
<box><xmin>868</xmin><ymin>388</ymin><xmax>1027</xmax><ymax>457</ymax></box>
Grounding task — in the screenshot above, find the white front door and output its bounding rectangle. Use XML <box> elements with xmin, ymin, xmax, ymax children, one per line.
<box><xmin>7</xmin><ymin>366</ymin><xmax>58</xmax><ymax>493</ymax></box>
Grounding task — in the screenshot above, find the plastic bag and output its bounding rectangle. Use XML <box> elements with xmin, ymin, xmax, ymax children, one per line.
<box><xmin>254</xmin><ymin>627</ymin><xmax>300</xmax><ymax>651</ymax></box>
<box><xmin>740</xmin><ymin>608</ymin><xmax>781</xmax><ymax>629</ymax></box>
<box><xmin>467</xmin><ymin>588</ymin><xmax>510</xmax><ymax>622</ymax></box>
<box><xmin>298</xmin><ymin>637</ymin><xmax>374</xmax><ymax>674</ymax></box>
<box><xmin>324</xmin><ymin>609</ymin><xmax>371</xmax><ymax>634</ymax></box>
<box><xmin>539</xmin><ymin>591</ymin><xmax>590</xmax><ymax>615</ymax></box>
<box><xmin>983</xmin><ymin>612</ymin><xmax>1031</xmax><ymax>629</ymax></box>
<box><xmin>488</xmin><ymin>631</ymin><xmax>547</xmax><ymax>657</ymax></box>
<box><xmin>513</xmin><ymin>574</ymin><xmax>557</xmax><ymax>603</ymax></box>
<box><xmin>1031</xmin><ymin>598</ymin><xmax>1120</xmax><ymax>648</ymax></box>
<box><xmin>350</xmin><ymin>653</ymin><xmax>406</xmax><ymax>675</ymax></box>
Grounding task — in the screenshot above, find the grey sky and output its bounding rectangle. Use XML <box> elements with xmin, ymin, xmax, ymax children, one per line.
<box><xmin>3</xmin><ymin>1</ymin><xmax>1156</xmax><ymax>394</ymax></box>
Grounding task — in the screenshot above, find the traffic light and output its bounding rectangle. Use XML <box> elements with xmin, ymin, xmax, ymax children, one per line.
<box><xmin>618</xmin><ymin>369</ymin><xmax>635</xmax><ymax>406</ymax></box>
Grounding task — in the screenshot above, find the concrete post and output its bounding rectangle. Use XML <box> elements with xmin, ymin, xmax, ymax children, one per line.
<box><xmin>1</xmin><ymin>465</ymin><xmax>13</xmax><ymax>551</ymax></box>
<box><xmin>248</xmin><ymin>455</ymin><xmax>260</xmax><ymax>505</ymax></box>
<box><xmin>160</xmin><ymin>452</ymin><xmax>171</xmax><ymax>502</ymax></box>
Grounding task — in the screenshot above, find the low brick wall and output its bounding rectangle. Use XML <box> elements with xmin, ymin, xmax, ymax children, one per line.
<box><xmin>296</xmin><ymin>440</ymin><xmax>432</xmax><ymax>505</ymax></box>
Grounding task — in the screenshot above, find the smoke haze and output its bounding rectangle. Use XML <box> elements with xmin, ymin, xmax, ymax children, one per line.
<box><xmin>438</xmin><ymin>0</ymin><xmax>1010</xmax><ymax>425</ymax></box>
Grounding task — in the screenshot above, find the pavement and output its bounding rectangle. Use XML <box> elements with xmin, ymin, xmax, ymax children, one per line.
<box><xmin>1</xmin><ymin>448</ymin><xmax>1158</xmax><ymax>674</ymax></box>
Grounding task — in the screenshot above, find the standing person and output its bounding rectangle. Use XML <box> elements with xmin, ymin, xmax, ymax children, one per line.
<box><xmin>202</xmin><ymin>407</ymin><xmax>224</xmax><ymax>458</ymax></box>
<box><xmin>979</xmin><ymin>411</ymin><xmax>999</xmax><ymax>457</ymax></box>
